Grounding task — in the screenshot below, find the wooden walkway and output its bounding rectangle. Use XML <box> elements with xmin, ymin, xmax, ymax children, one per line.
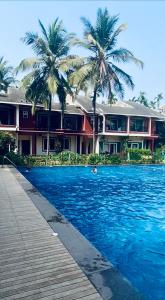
<box><xmin>0</xmin><ymin>167</ymin><xmax>102</xmax><ymax>300</ymax></box>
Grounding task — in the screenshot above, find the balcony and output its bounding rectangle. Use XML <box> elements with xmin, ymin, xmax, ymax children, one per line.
<box><xmin>36</xmin><ymin>112</ymin><xmax>82</xmax><ymax>132</ymax></box>
<box><xmin>130</xmin><ymin>117</ymin><xmax>148</xmax><ymax>133</ymax></box>
<box><xmin>105</xmin><ymin>116</ymin><xmax>127</xmax><ymax>132</ymax></box>
<box><xmin>0</xmin><ymin>105</ymin><xmax>15</xmax><ymax>127</ymax></box>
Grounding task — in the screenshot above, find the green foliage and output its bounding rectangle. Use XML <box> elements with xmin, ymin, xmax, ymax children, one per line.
<box><xmin>127</xmin><ymin>148</ymin><xmax>151</xmax><ymax>161</ymax></box>
<box><xmin>6</xmin><ymin>152</ymin><xmax>26</xmax><ymax>166</ymax></box>
<box><xmin>6</xmin><ymin>148</ymin><xmax>165</xmax><ymax>167</ymax></box>
<box><xmin>0</xmin><ymin>132</ymin><xmax>15</xmax><ymax>155</ymax></box>
<box><xmin>153</xmin><ymin>146</ymin><xmax>165</xmax><ymax>163</ymax></box>
<box><xmin>131</xmin><ymin>91</ymin><xmax>164</xmax><ymax>109</ymax></box>
<box><xmin>0</xmin><ymin>56</ymin><xmax>15</xmax><ymax>92</ymax></box>
<box><xmin>87</xmin><ymin>154</ymin><xmax>101</xmax><ymax>165</ymax></box>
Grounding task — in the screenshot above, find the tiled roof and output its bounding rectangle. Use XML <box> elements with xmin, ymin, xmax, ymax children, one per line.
<box><xmin>0</xmin><ymin>87</ymin><xmax>28</xmax><ymax>104</ymax></box>
<box><xmin>0</xmin><ymin>88</ymin><xmax>83</xmax><ymax>115</ymax></box>
<box><xmin>0</xmin><ymin>88</ymin><xmax>165</xmax><ymax>119</ymax></box>
<box><xmin>75</xmin><ymin>96</ymin><xmax>165</xmax><ymax>119</ymax></box>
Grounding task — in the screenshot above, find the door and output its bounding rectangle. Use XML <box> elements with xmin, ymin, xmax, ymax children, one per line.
<box><xmin>109</xmin><ymin>143</ymin><xmax>117</xmax><ymax>154</ymax></box>
<box><xmin>22</xmin><ymin>140</ymin><xmax>30</xmax><ymax>155</ymax></box>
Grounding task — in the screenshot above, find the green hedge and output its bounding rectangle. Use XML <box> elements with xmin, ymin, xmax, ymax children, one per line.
<box><xmin>1</xmin><ymin>148</ymin><xmax>165</xmax><ymax>167</ymax></box>
<box><xmin>127</xmin><ymin>148</ymin><xmax>151</xmax><ymax>161</ymax></box>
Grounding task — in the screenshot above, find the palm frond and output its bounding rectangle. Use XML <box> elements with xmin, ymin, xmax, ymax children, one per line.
<box><xmin>15</xmin><ymin>57</ymin><xmax>40</xmax><ymax>74</ymax></box>
<box><xmin>110</xmin><ymin>63</ymin><xmax>135</xmax><ymax>90</ymax></box>
<box><xmin>69</xmin><ymin>64</ymin><xmax>93</xmax><ymax>86</ymax></box>
<box><xmin>109</xmin><ymin>48</ymin><xmax>144</xmax><ymax>68</ymax></box>
<box><xmin>47</xmin><ymin>75</ymin><xmax>57</xmax><ymax>95</ymax></box>
<box><xmin>59</xmin><ymin>56</ymin><xmax>85</xmax><ymax>72</ymax></box>
<box><xmin>38</xmin><ymin>19</ymin><xmax>49</xmax><ymax>42</ymax></box>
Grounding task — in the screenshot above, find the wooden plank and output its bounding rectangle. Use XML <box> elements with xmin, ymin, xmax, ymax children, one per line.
<box><xmin>0</xmin><ymin>167</ymin><xmax>102</xmax><ymax>300</ymax></box>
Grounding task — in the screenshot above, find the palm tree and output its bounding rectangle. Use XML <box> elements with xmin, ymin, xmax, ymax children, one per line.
<box><xmin>0</xmin><ymin>57</ymin><xmax>14</xmax><ymax>92</ymax></box>
<box><xmin>154</xmin><ymin>93</ymin><xmax>163</xmax><ymax>110</ymax></box>
<box><xmin>17</xmin><ymin>19</ymin><xmax>82</xmax><ymax>155</ymax></box>
<box><xmin>131</xmin><ymin>91</ymin><xmax>149</xmax><ymax>107</ymax></box>
<box><xmin>70</xmin><ymin>8</ymin><xmax>143</xmax><ymax>153</ymax></box>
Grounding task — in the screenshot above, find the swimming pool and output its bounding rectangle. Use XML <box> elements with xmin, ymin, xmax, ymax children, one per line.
<box><xmin>22</xmin><ymin>165</ymin><xmax>165</xmax><ymax>300</ymax></box>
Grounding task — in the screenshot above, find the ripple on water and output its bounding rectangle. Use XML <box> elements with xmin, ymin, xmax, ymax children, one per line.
<box><xmin>22</xmin><ymin>165</ymin><xmax>165</xmax><ymax>300</ymax></box>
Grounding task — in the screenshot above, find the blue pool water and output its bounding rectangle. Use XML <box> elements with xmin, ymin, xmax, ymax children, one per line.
<box><xmin>22</xmin><ymin>165</ymin><xmax>165</xmax><ymax>300</ymax></box>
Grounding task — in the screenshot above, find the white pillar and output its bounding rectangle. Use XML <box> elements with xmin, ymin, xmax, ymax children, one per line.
<box><xmin>148</xmin><ymin>118</ymin><xmax>152</xmax><ymax>135</ymax></box>
<box><xmin>80</xmin><ymin>136</ymin><xmax>83</xmax><ymax>154</ymax></box>
<box><xmin>95</xmin><ymin>136</ymin><xmax>100</xmax><ymax>154</ymax></box>
<box><xmin>16</xmin><ymin>105</ymin><xmax>19</xmax><ymax>129</ymax></box>
<box><xmin>15</xmin><ymin>132</ymin><xmax>19</xmax><ymax>153</ymax></box>
<box><xmin>127</xmin><ymin>116</ymin><xmax>130</xmax><ymax>133</ymax></box>
<box><xmin>30</xmin><ymin>136</ymin><xmax>32</xmax><ymax>155</ymax></box>
<box><xmin>83</xmin><ymin>115</ymin><xmax>86</xmax><ymax>131</ymax></box>
<box><xmin>103</xmin><ymin>115</ymin><xmax>106</xmax><ymax>133</ymax></box>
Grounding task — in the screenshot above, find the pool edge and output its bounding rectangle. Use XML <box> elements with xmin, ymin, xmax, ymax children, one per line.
<box><xmin>13</xmin><ymin>167</ymin><xmax>145</xmax><ymax>300</ymax></box>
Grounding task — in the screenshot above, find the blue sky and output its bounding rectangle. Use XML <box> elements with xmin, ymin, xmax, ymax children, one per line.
<box><xmin>1</xmin><ymin>1</ymin><xmax>165</xmax><ymax>102</ymax></box>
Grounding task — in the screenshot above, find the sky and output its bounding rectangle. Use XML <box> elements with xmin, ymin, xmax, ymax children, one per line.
<box><xmin>1</xmin><ymin>0</ymin><xmax>165</xmax><ymax>102</ymax></box>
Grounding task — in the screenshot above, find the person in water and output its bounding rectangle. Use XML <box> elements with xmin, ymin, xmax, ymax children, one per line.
<box><xmin>92</xmin><ymin>166</ymin><xmax>97</xmax><ymax>174</ymax></box>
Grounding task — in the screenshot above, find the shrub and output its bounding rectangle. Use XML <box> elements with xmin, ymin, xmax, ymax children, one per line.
<box><xmin>0</xmin><ymin>132</ymin><xmax>15</xmax><ymax>155</ymax></box>
<box><xmin>87</xmin><ymin>154</ymin><xmax>101</xmax><ymax>165</ymax></box>
<box><xmin>127</xmin><ymin>148</ymin><xmax>151</xmax><ymax>161</ymax></box>
<box><xmin>109</xmin><ymin>155</ymin><xmax>122</xmax><ymax>164</ymax></box>
<box><xmin>6</xmin><ymin>152</ymin><xmax>26</xmax><ymax>166</ymax></box>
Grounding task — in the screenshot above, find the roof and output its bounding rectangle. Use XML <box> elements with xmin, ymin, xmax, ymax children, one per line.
<box><xmin>0</xmin><ymin>88</ymin><xmax>83</xmax><ymax>115</ymax></box>
<box><xmin>51</xmin><ymin>103</ymin><xmax>83</xmax><ymax>115</ymax></box>
<box><xmin>0</xmin><ymin>88</ymin><xmax>165</xmax><ymax>119</ymax></box>
<box><xmin>0</xmin><ymin>87</ymin><xmax>28</xmax><ymax>104</ymax></box>
<box><xmin>75</xmin><ymin>96</ymin><xmax>165</xmax><ymax>119</ymax></box>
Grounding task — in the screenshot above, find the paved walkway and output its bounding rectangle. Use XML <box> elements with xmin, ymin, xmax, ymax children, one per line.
<box><xmin>0</xmin><ymin>167</ymin><xmax>102</xmax><ymax>300</ymax></box>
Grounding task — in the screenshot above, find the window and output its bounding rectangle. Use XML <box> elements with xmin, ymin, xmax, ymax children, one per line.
<box><xmin>105</xmin><ymin>117</ymin><xmax>126</xmax><ymax>131</ymax></box>
<box><xmin>103</xmin><ymin>142</ymin><xmax>117</xmax><ymax>154</ymax></box>
<box><xmin>63</xmin><ymin>138</ymin><xmax>70</xmax><ymax>150</ymax></box>
<box><xmin>0</xmin><ymin>108</ymin><xmax>15</xmax><ymax>125</ymax></box>
<box><xmin>128</xmin><ymin>142</ymin><xmax>143</xmax><ymax>149</ymax></box>
<box><xmin>130</xmin><ymin>118</ymin><xmax>145</xmax><ymax>132</ymax></box>
<box><xmin>64</xmin><ymin>116</ymin><xmax>77</xmax><ymax>130</ymax></box>
<box><xmin>43</xmin><ymin>137</ymin><xmax>57</xmax><ymax>151</ymax></box>
<box><xmin>23</xmin><ymin>111</ymin><xmax>28</xmax><ymax>119</ymax></box>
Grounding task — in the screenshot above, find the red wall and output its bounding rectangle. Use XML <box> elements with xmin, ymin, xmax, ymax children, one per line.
<box><xmin>82</xmin><ymin>115</ymin><xmax>93</xmax><ymax>133</ymax></box>
<box><xmin>19</xmin><ymin>106</ymin><xmax>35</xmax><ymax>129</ymax></box>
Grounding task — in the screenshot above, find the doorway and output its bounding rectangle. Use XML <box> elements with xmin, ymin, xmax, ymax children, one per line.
<box><xmin>22</xmin><ymin>140</ymin><xmax>30</xmax><ymax>155</ymax></box>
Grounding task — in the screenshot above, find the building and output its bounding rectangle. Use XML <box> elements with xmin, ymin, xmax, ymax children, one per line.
<box><xmin>0</xmin><ymin>87</ymin><xmax>164</xmax><ymax>156</ymax></box>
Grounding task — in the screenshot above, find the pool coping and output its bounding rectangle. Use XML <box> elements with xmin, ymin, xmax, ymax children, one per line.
<box><xmin>12</xmin><ymin>166</ymin><xmax>145</xmax><ymax>300</ymax></box>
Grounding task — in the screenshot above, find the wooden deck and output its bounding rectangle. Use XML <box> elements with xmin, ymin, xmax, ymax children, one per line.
<box><xmin>0</xmin><ymin>167</ymin><xmax>102</xmax><ymax>300</ymax></box>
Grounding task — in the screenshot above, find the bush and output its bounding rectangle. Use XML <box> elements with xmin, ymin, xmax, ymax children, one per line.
<box><xmin>6</xmin><ymin>152</ymin><xmax>26</xmax><ymax>166</ymax></box>
<box><xmin>153</xmin><ymin>146</ymin><xmax>165</xmax><ymax>163</ymax></box>
<box><xmin>0</xmin><ymin>132</ymin><xmax>15</xmax><ymax>155</ymax></box>
<box><xmin>127</xmin><ymin>148</ymin><xmax>151</xmax><ymax>161</ymax></box>
<box><xmin>87</xmin><ymin>154</ymin><xmax>101</xmax><ymax>165</ymax></box>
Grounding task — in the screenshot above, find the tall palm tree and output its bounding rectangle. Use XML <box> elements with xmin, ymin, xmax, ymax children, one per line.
<box><xmin>0</xmin><ymin>57</ymin><xmax>14</xmax><ymax>92</ymax></box>
<box><xmin>131</xmin><ymin>91</ymin><xmax>149</xmax><ymax>107</ymax></box>
<box><xmin>70</xmin><ymin>8</ymin><xmax>143</xmax><ymax>153</ymax></box>
<box><xmin>17</xmin><ymin>19</ymin><xmax>82</xmax><ymax>155</ymax></box>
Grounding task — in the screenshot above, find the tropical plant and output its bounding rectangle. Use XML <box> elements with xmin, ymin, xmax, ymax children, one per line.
<box><xmin>70</xmin><ymin>8</ymin><xmax>143</xmax><ymax>152</ymax></box>
<box><xmin>0</xmin><ymin>57</ymin><xmax>15</xmax><ymax>92</ymax></box>
<box><xmin>131</xmin><ymin>91</ymin><xmax>149</xmax><ymax>107</ymax></box>
<box><xmin>131</xmin><ymin>92</ymin><xmax>164</xmax><ymax>110</ymax></box>
<box><xmin>17</xmin><ymin>19</ymin><xmax>81</xmax><ymax>154</ymax></box>
<box><xmin>0</xmin><ymin>132</ymin><xmax>15</xmax><ymax>155</ymax></box>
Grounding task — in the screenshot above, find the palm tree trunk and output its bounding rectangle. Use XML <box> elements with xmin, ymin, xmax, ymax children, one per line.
<box><xmin>92</xmin><ymin>88</ymin><xmax>97</xmax><ymax>153</ymax></box>
<box><xmin>47</xmin><ymin>94</ymin><xmax>52</xmax><ymax>156</ymax></box>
